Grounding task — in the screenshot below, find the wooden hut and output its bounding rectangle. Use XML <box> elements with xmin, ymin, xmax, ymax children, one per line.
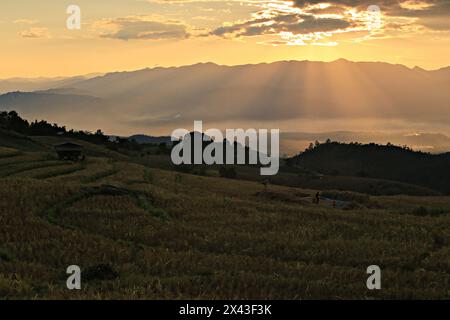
<box><xmin>54</xmin><ymin>142</ymin><xmax>84</xmax><ymax>161</ymax></box>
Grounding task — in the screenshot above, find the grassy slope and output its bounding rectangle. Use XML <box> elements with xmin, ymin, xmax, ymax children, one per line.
<box><xmin>239</xmin><ymin>166</ymin><xmax>441</xmax><ymax>196</ymax></box>
<box><xmin>0</xmin><ymin>145</ymin><xmax>449</xmax><ymax>299</ymax></box>
<box><xmin>130</xmin><ymin>149</ymin><xmax>441</xmax><ymax>196</ymax></box>
<box><xmin>0</xmin><ymin>129</ymin><xmax>45</xmax><ymax>152</ymax></box>
<box><xmin>30</xmin><ymin>136</ymin><xmax>128</xmax><ymax>160</ymax></box>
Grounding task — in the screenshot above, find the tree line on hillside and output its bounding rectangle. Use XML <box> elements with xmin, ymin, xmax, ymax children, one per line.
<box><xmin>302</xmin><ymin>138</ymin><xmax>418</xmax><ymax>154</ymax></box>
<box><xmin>0</xmin><ymin>110</ymin><xmax>109</xmax><ymax>144</ymax></box>
<box><xmin>0</xmin><ymin>110</ymin><xmax>156</xmax><ymax>151</ymax></box>
<box><xmin>286</xmin><ymin>139</ymin><xmax>450</xmax><ymax>194</ymax></box>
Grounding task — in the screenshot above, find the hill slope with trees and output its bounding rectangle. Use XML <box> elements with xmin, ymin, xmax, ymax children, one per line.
<box><xmin>288</xmin><ymin>141</ymin><xmax>450</xmax><ymax>194</ymax></box>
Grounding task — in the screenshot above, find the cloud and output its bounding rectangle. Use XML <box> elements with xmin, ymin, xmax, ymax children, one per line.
<box><xmin>293</xmin><ymin>1</ymin><xmax>450</xmax><ymax>24</ymax></box>
<box><xmin>208</xmin><ymin>0</ymin><xmax>450</xmax><ymax>46</ymax></box>
<box><xmin>212</xmin><ymin>14</ymin><xmax>351</xmax><ymax>37</ymax></box>
<box><xmin>210</xmin><ymin>1</ymin><xmax>358</xmax><ymax>45</ymax></box>
<box><xmin>149</xmin><ymin>0</ymin><xmax>229</xmax><ymax>3</ymax></box>
<box><xmin>13</xmin><ymin>19</ymin><xmax>39</xmax><ymax>25</ymax></box>
<box><xmin>135</xmin><ymin>0</ymin><xmax>450</xmax><ymax>46</ymax></box>
<box><xmin>94</xmin><ymin>16</ymin><xmax>190</xmax><ymax>40</ymax></box>
<box><xmin>18</xmin><ymin>27</ymin><xmax>51</xmax><ymax>39</ymax></box>
<box><xmin>153</xmin><ymin>0</ymin><xmax>450</xmax><ymax>30</ymax></box>
<box><xmin>399</xmin><ymin>0</ymin><xmax>434</xmax><ymax>11</ymax></box>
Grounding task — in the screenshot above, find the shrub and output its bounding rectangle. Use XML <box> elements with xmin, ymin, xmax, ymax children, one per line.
<box><xmin>412</xmin><ymin>206</ymin><xmax>429</xmax><ymax>216</ymax></box>
<box><xmin>322</xmin><ymin>190</ymin><xmax>370</xmax><ymax>203</ymax></box>
<box><xmin>219</xmin><ymin>166</ymin><xmax>237</xmax><ymax>179</ymax></box>
<box><xmin>411</xmin><ymin>206</ymin><xmax>448</xmax><ymax>216</ymax></box>
<box><xmin>143</xmin><ymin>170</ymin><xmax>154</xmax><ymax>183</ymax></box>
<box><xmin>0</xmin><ymin>248</ymin><xmax>13</xmax><ymax>262</ymax></box>
<box><xmin>84</xmin><ymin>264</ymin><xmax>119</xmax><ymax>281</ymax></box>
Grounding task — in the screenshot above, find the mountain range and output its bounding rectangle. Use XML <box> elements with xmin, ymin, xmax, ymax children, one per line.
<box><xmin>1</xmin><ymin>59</ymin><xmax>449</xmax><ymax>154</ymax></box>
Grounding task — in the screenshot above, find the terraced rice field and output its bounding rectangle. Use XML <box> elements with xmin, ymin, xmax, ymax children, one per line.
<box><xmin>0</xmin><ymin>147</ymin><xmax>449</xmax><ymax>299</ymax></box>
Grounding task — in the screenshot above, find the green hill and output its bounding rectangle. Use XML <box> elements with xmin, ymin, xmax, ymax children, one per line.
<box><xmin>288</xmin><ymin>141</ymin><xmax>450</xmax><ymax>195</ymax></box>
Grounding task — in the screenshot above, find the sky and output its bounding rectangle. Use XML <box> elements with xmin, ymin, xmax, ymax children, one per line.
<box><xmin>1</xmin><ymin>0</ymin><xmax>450</xmax><ymax>78</ymax></box>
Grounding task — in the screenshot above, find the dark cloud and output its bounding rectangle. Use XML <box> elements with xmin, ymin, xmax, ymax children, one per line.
<box><xmin>306</xmin><ymin>5</ymin><xmax>348</xmax><ymax>15</ymax></box>
<box><xmin>285</xmin><ymin>15</ymin><xmax>351</xmax><ymax>33</ymax></box>
<box><xmin>99</xmin><ymin>18</ymin><xmax>190</xmax><ymax>40</ymax></box>
<box><xmin>291</xmin><ymin>1</ymin><xmax>450</xmax><ymax>31</ymax></box>
<box><xmin>293</xmin><ymin>1</ymin><xmax>396</xmax><ymax>8</ymax></box>
<box><xmin>212</xmin><ymin>14</ymin><xmax>352</xmax><ymax>38</ymax></box>
<box><xmin>294</xmin><ymin>0</ymin><xmax>450</xmax><ymax>19</ymax></box>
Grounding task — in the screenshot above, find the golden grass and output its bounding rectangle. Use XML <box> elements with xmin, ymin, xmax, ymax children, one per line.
<box><xmin>0</xmin><ymin>153</ymin><xmax>449</xmax><ymax>299</ymax></box>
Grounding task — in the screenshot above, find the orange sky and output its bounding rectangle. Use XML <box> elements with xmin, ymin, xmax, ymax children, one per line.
<box><xmin>1</xmin><ymin>0</ymin><xmax>450</xmax><ymax>78</ymax></box>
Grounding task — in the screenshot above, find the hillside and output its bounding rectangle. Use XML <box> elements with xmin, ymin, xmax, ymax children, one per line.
<box><xmin>289</xmin><ymin>142</ymin><xmax>450</xmax><ymax>194</ymax></box>
<box><xmin>0</xmin><ymin>139</ymin><xmax>449</xmax><ymax>299</ymax></box>
<box><xmin>1</xmin><ymin>110</ymin><xmax>445</xmax><ymax>197</ymax></box>
<box><xmin>1</xmin><ymin>113</ymin><xmax>449</xmax><ymax>298</ymax></box>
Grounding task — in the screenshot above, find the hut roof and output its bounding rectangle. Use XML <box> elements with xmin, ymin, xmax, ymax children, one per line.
<box><xmin>54</xmin><ymin>142</ymin><xmax>83</xmax><ymax>151</ymax></box>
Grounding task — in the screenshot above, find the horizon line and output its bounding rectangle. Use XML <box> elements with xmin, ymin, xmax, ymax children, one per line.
<box><xmin>2</xmin><ymin>58</ymin><xmax>449</xmax><ymax>81</ymax></box>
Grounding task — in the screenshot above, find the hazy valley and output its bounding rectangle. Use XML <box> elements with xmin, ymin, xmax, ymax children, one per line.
<box><xmin>1</xmin><ymin>60</ymin><xmax>450</xmax><ymax>155</ymax></box>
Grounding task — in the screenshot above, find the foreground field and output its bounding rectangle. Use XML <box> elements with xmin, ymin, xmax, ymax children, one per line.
<box><xmin>0</xmin><ymin>146</ymin><xmax>449</xmax><ymax>299</ymax></box>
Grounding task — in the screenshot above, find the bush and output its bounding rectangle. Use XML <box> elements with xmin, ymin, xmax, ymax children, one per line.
<box><xmin>411</xmin><ymin>206</ymin><xmax>447</xmax><ymax>216</ymax></box>
<box><xmin>84</xmin><ymin>264</ymin><xmax>119</xmax><ymax>281</ymax></box>
<box><xmin>0</xmin><ymin>248</ymin><xmax>13</xmax><ymax>262</ymax></box>
<box><xmin>322</xmin><ymin>190</ymin><xmax>370</xmax><ymax>203</ymax></box>
<box><xmin>219</xmin><ymin>166</ymin><xmax>237</xmax><ymax>179</ymax></box>
<box><xmin>412</xmin><ymin>206</ymin><xmax>429</xmax><ymax>216</ymax></box>
<box><xmin>143</xmin><ymin>170</ymin><xmax>154</xmax><ymax>183</ymax></box>
<box><xmin>174</xmin><ymin>164</ymin><xmax>194</xmax><ymax>173</ymax></box>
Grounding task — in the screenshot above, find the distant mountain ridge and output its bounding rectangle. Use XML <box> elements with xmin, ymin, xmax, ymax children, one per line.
<box><xmin>128</xmin><ymin>134</ymin><xmax>172</xmax><ymax>145</ymax></box>
<box><xmin>1</xmin><ymin>59</ymin><xmax>449</xmax><ymax>147</ymax></box>
<box><xmin>0</xmin><ymin>74</ymin><xmax>102</xmax><ymax>94</ymax></box>
<box><xmin>129</xmin><ymin>131</ymin><xmax>450</xmax><ymax>155</ymax></box>
<box><xmin>280</xmin><ymin>131</ymin><xmax>450</xmax><ymax>155</ymax></box>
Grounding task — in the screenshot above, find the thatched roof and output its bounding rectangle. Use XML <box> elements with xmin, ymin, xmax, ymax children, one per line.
<box><xmin>54</xmin><ymin>142</ymin><xmax>83</xmax><ymax>152</ymax></box>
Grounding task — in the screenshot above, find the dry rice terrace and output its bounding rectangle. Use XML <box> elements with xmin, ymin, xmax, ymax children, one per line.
<box><xmin>0</xmin><ymin>145</ymin><xmax>449</xmax><ymax>299</ymax></box>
